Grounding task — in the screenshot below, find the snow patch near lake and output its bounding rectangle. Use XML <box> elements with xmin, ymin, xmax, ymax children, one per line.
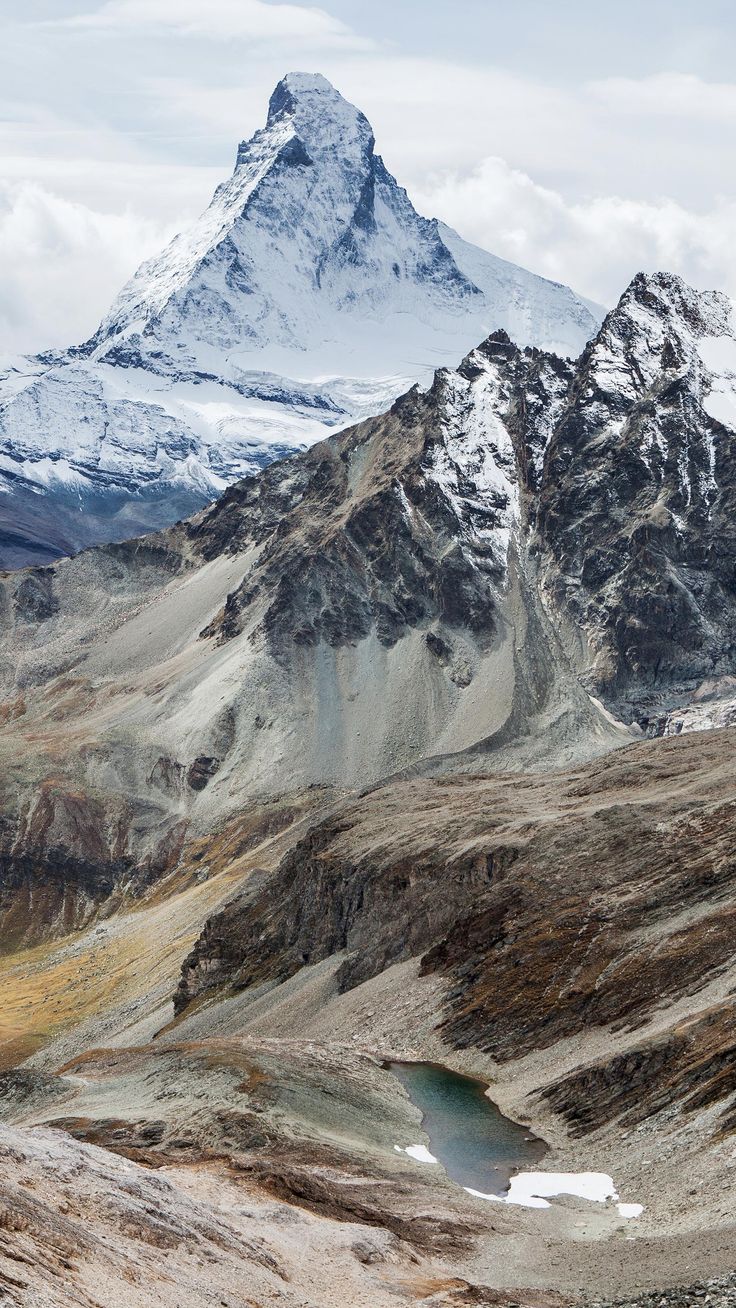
<box><xmin>616</xmin><ymin>1203</ymin><xmax>644</xmax><ymax>1219</ymax></box>
<box><xmin>394</xmin><ymin>1143</ymin><xmax>438</xmax><ymax>1165</ymax></box>
<box><xmin>465</xmin><ymin>1170</ymin><xmax>643</xmax><ymax>1216</ymax></box>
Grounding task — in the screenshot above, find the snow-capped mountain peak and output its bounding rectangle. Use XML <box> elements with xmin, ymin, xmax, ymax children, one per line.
<box><xmin>0</xmin><ymin>72</ymin><xmax>603</xmax><ymax>568</ymax></box>
<box><xmin>93</xmin><ymin>71</ymin><xmax>489</xmax><ymax>369</ymax></box>
<box><xmin>99</xmin><ymin>74</ymin><xmax>380</xmax><ymax>352</ymax></box>
<box><xmin>261</xmin><ymin>70</ymin><xmax>374</xmax><ymax>156</ymax></box>
<box><xmin>92</xmin><ymin>71</ymin><xmax>600</xmax><ymax>375</ymax></box>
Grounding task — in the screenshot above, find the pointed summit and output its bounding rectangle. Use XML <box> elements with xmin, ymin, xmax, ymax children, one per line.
<box><xmin>266</xmin><ymin>71</ymin><xmax>374</xmax><ymax>159</ymax></box>
<box><xmin>269</xmin><ymin>70</ymin><xmax>335</xmax><ymax>108</ymax></box>
<box><xmin>235</xmin><ymin>71</ymin><xmax>373</xmax><ymax>172</ymax></box>
<box><xmin>266</xmin><ymin>71</ymin><xmax>367</xmax><ymax>130</ymax></box>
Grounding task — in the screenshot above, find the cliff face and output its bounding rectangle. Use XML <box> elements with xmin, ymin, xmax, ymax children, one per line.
<box><xmin>536</xmin><ymin>272</ymin><xmax>736</xmax><ymax>724</ymax></box>
<box><xmin>190</xmin><ymin>338</ymin><xmax>571</xmax><ymax>654</ymax></box>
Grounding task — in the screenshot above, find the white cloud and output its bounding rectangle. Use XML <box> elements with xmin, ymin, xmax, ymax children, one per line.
<box><xmin>61</xmin><ymin>0</ymin><xmax>372</xmax><ymax>47</ymax></box>
<box><xmin>0</xmin><ymin>155</ymin><xmax>222</xmax><ymax>227</ymax></box>
<box><xmin>0</xmin><ymin>183</ymin><xmax>176</xmax><ymax>353</ymax></box>
<box><xmin>589</xmin><ymin>72</ymin><xmax>736</xmax><ymax>121</ymax></box>
<box><xmin>139</xmin><ymin>55</ymin><xmax>736</xmax><ymax>211</ymax></box>
<box><xmin>4</xmin><ymin>7</ymin><xmax>736</xmax><ymax>353</ymax></box>
<box><xmin>413</xmin><ymin>156</ymin><xmax>736</xmax><ymax>306</ymax></box>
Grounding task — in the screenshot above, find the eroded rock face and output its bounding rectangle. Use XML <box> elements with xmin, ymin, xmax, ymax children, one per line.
<box><xmin>0</xmin><ymin>781</ymin><xmax>187</xmax><ymax>950</ymax></box>
<box><xmin>423</xmin><ymin>792</ymin><xmax>736</xmax><ymax>1067</ymax></box>
<box><xmin>175</xmin><ymin>821</ymin><xmax>495</xmax><ymax>1013</ymax></box>
<box><xmin>195</xmin><ymin>358</ymin><xmax>534</xmax><ymax>654</ymax></box>
<box><xmin>540</xmin><ymin>1004</ymin><xmax>736</xmax><ymax>1138</ymax></box>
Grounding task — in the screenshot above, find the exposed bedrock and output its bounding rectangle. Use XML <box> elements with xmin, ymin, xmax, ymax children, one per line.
<box><xmin>174</xmin><ymin>821</ymin><xmax>500</xmax><ymax>1013</ymax></box>
<box><xmin>536</xmin><ymin>273</ymin><xmax>736</xmax><ymax>722</ymax></box>
<box><xmin>540</xmin><ymin>1003</ymin><xmax>736</xmax><ymax>1138</ymax></box>
<box><xmin>0</xmin><ymin>781</ymin><xmax>187</xmax><ymax>950</ymax></box>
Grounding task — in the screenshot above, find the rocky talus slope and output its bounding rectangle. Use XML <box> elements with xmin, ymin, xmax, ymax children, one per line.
<box><xmin>594</xmin><ymin>1276</ymin><xmax>736</xmax><ymax>1308</ymax></box>
<box><xmin>0</xmin><ymin>72</ymin><xmax>600</xmax><ymax>568</ymax></box>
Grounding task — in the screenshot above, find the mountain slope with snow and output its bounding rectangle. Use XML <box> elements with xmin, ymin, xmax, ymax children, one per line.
<box><xmin>0</xmin><ymin>72</ymin><xmax>602</xmax><ymax>568</ymax></box>
<box><xmin>5</xmin><ymin>269</ymin><xmax>736</xmax><ymax>881</ymax></box>
<box><xmin>537</xmin><ymin>271</ymin><xmax>736</xmax><ymax>727</ymax></box>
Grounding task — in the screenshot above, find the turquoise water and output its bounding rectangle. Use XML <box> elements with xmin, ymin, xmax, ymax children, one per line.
<box><xmin>389</xmin><ymin>1061</ymin><xmax>546</xmax><ymax>1196</ymax></box>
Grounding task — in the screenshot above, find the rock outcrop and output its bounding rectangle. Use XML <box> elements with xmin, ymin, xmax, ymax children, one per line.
<box><xmin>536</xmin><ymin>272</ymin><xmax>736</xmax><ymax>722</ymax></box>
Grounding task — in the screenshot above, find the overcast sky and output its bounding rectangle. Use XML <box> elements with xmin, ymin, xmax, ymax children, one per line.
<box><xmin>2</xmin><ymin>0</ymin><xmax>736</xmax><ymax>351</ymax></box>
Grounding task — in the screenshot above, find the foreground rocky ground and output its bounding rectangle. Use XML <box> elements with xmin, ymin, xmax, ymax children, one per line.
<box><xmin>0</xmin><ymin>1121</ymin><xmax>489</xmax><ymax>1308</ymax></box>
<box><xmin>0</xmin><ymin>726</ymin><xmax>733</xmax><ymax>1305</ymax></box>
<box><xmin>594</xmin><ymin>1276</ymin><xmax>736</xmax><ymax>1308</ymax></box>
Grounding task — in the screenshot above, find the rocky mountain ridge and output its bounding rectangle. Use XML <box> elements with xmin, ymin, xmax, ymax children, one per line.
<box><xmin>536</xmin><ymin>271</ymin><xmax>736</xmax><ymax>724</ymax></box>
